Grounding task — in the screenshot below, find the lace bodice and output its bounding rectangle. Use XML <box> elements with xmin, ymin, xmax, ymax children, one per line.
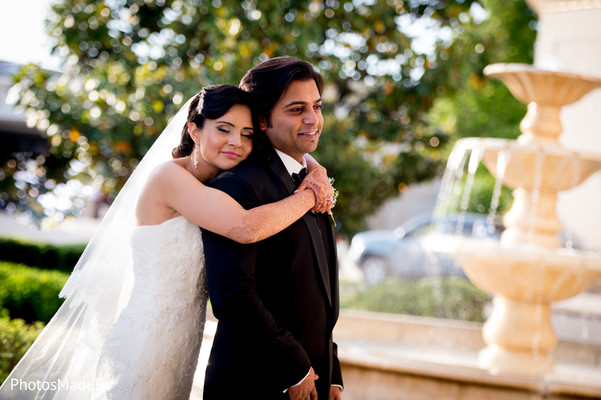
<box><xmin>130</xmin><ymin>215</ymin><xmax>205</xmax><ymax>298</ymax></box>
<box><xmin>94</xmin><ymin>216</ymin><xmax>208</xmax><ymax>400</ymax></box>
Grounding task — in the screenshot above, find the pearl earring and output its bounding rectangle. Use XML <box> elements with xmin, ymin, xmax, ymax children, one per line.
<box><xmin>194</xmin><ymin>147</ymin><xmax>199</xmax><ymax>169</ymax></box>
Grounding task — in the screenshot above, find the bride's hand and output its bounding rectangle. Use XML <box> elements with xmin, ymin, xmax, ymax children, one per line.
<box><xmin>296</xmin><ymin>166</ymin><xmax>334</xmax><ymax>214</ymax></box>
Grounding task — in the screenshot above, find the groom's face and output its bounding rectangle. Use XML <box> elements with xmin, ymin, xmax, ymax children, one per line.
<box><xmin>261</xmin><ymin>79</ymin><xmax>323</xmax><ymax>164</ymax></box>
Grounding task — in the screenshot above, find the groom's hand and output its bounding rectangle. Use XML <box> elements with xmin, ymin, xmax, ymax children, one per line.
<box><xmin>287</xmin><ymin>367</ymin><xmax>318</xmax><ymax>400</ymax></box>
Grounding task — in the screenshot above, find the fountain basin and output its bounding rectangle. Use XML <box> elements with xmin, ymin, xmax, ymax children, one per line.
<box><xmin>425</xmin><ymin>235</ymin><xmax>601</xmax><ymax>375</ymax></box>
<box><xmin>333</xmin><ymin>309</ymin><xmax>601</xmax><ymax>399</ymax></box>
<box><xmin>483</xmin><ymin>63</ymin><xmax>601</xmax><ymax>107</ymax></box>
<box><xmin>453</xmin><ymin>238</ymin><xmax>601</xmax><ymax>302</ymax></box>
<box><xmin>454</xmin><ymin>137</ymin><xmax>601</xmax><ymax>193</ymax></box>
<box><xmin>446</xmin><ymin>137</ymin><xmax>601</xmax><ymax>248</ymax></box>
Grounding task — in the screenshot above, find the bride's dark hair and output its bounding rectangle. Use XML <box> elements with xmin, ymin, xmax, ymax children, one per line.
<box><xmin>172</xmin><ymin>84</ymin><xmax>255</xmax><ymax>158</ymax></box>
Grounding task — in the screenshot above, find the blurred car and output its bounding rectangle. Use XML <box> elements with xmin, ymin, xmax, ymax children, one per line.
<box><xmin>347</xmin><ymin>213</ymin><xmax>503</xmax><ymax>285</ymax></box>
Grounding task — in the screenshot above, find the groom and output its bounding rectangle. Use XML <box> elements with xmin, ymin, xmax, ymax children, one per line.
<box><xmin>201</xmin><ymin>56</ymin><xmax>343</xmax><ymax>399</ymax></box>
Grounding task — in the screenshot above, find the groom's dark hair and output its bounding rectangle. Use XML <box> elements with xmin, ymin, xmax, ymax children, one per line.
<box><xmin>240</xmin><ymin>56</ymin><xmax>323</xmax><ymax>127</ymax></box>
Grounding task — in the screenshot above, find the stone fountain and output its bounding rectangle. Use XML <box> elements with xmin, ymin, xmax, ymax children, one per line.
<box><xmin>436</xmin><ymin>63</ymin><xmax>601</xmax><ymax>376</ymax></box>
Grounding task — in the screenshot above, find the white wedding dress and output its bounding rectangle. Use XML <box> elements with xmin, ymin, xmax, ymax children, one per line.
<box><xmin>0</xmin><ymin>216</ymin><xmax>208</xmax><ymax>399</ymax></box>
<box><xmin>93</xmin><ymin>215</ymin><xmax>208</xmax><ymax>399</ymax></box>
<box><xmin>0</xmin><ymin>99</ymin><xmax>211</xmax><ymax>399</ymax></box>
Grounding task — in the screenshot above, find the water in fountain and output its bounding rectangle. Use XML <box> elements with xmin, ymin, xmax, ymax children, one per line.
<box><xmin>343</xmin><ymin>137</ymin><xmax>493</xmax><ymax>323</ymax></box>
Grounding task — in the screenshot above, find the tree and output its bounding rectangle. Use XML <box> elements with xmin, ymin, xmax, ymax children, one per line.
<box><xmin>425</xmin><ymin>0</ymin><xmax>537</xmax><ymax>215</ymax></box>
<box><xmin>1</xmin><ymin>0</ymin><xmax>536</xmax><ymax>237</ymax></box>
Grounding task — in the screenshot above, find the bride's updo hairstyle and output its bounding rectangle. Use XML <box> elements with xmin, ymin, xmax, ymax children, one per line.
<box><xmin>172</xmin><ymin>84</ymin><xmax>256</xmax><ymax>158</ymax></box>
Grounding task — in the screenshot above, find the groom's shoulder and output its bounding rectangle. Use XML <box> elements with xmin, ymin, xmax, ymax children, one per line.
<box><xmin>209</xmin><ymin>159</ymin><xmax>267</xmax><ymax>186</ymax></box>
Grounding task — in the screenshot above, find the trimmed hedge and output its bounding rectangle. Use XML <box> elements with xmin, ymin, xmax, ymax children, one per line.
<box><xmin>0</xmin><ymin>262</ymin><xmax>69</xmax><ymax>324</ymax></box>
<box><xmin>0</xmin><ymin>236</ymin><xmax>85</xmax><ymax>273</ymax></box>
<box><xmin>342</xmin><ymin>277</ymin><xmax>488</xmax><ymax>322</ymax></box>
<box><xmin>0</xmin><ymin>315</ymin><xmax>44</xmax><ymax>385</ymax></box>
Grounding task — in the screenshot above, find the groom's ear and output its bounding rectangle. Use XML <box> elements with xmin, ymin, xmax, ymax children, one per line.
<box><xmin>259</xmin><ymin>117</ymin><xmax>268</xmax><ymax>131</ymax></box>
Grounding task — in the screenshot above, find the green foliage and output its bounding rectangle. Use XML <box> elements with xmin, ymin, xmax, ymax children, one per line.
<box><xmin>1</xmin><ymin>0</ymin><xmax>538</xmax><ymax>237</ymax></box>
<box><xmin>0</xmin><ymin>262</ymin><xmax>68</xmax><ymax>323</ymax></box>
<box><xmin>0</xmin><ymin>236</ymin><xmax>84</xmax><ymax>273</ymax></box>
<box><xmin>342</xmin><ymin>277</ymin><xmax>488</xmax><ymax>322</ymax></box>
<box><xmin>0</xmin><ymin>316</ymin><xmax>44</xmax><ymax>385</ymax></box>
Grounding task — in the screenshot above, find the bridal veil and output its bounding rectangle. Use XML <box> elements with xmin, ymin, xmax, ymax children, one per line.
<box><xmin>0</xmin><ymin>98</ymin><xmax>193</xmax><ymax>399</ymax></box>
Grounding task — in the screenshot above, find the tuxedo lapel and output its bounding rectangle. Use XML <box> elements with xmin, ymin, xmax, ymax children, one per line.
<box><xmin>268</xmin><ymin>153</ymin><xmax>297</xmax><ymax>194</ymax></box>
<box><xmin>308</xmin><ymin>214</ymin><xmax>332</xmax><ymax>306</ymax></box>
<box><xmin>268</xmin><ymin>154</ymin><xmax>333</xmax><ymax>307</ymax></box>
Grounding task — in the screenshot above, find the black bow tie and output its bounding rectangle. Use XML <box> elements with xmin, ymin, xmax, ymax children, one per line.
<box><xmin>291</xmin><ymin>168</ymin><xmax>308</xmax><ymax>187</ymax></box>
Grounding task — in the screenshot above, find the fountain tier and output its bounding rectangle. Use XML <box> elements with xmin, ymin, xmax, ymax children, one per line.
<box><xmin>483</xmin><ymin>63</ymin><xmax>601</xmax><ymax>146</ymax></box>
<box><xmin>451</xmin><ymin>237</ymin><xmax>601</xmax><ymax>375</ymax></box>
<box><xmin>453</xmin><ymin>137</ymin><xmax>601</xmax><ymax>248</ymax></box>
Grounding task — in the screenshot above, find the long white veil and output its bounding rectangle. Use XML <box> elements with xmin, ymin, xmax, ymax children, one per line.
<box><xmin>0</xmin><ymin>98</ymin><xmax>193</xmax><ymax>399</ymax></box>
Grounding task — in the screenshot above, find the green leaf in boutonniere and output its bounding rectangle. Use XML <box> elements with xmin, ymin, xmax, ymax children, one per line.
<box><xmin>329</xmin><ymin>177</ymin><xmax>338</xmax><ymax>227</ymax></box>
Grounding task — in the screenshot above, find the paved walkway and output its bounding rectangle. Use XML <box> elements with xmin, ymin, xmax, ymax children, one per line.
<box><xmin>189</xmin><ymin>321</ymin><xmax>216</xmax><ymax>400</ymax></box>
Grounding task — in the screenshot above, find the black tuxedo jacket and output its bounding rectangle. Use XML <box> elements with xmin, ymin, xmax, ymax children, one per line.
<box><xmin>201</xmin><ymin>149</ymin><xmax>342</xmax><ymax>399</ymax></box>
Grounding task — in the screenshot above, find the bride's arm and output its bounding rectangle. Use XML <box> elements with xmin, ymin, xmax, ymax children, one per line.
<box><xmin>160</xmin><ymin>163</ymin><xmax>330</xmax><ymax>244</ymax></box>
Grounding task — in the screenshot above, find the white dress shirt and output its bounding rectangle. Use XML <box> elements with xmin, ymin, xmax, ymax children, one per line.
<box><xmin>275</xmin><ymin>149</ymin><xmax>307</xmax><ymax>177</ymax></box>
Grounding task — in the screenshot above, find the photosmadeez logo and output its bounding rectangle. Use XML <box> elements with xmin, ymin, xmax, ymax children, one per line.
<box><xmin>9</xmin><ymin>378</ymin><xmax>111</xmax><ymax>392</ymax></box>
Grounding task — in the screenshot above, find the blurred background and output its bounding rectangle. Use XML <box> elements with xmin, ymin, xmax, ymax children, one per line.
<box><xmin>0</xmin><ymin>0</ymin><xmax>535</xmax><ymax>329</ymax></box>
<box><xmin>2</xmin><ymin>1</ymin><xmax>601</xmax><ymax>398</ymax></box>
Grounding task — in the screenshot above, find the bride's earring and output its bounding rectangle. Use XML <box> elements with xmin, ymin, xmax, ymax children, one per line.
<box><xmin>194</xmin><ymin>147</ymin><xmax>199</xmax><ymax>169</ymax></box>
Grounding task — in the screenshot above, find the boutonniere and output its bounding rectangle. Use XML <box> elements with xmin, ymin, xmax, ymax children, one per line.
<box><xmin>328</xmin><ymin>177</ymin><xmax>339</xmax><ymax>227</ymax></box>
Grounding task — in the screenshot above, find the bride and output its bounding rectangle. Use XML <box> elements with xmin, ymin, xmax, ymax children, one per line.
<box><xmin>0</xmin><ymin>84</ymin><xmax>334</xmax><ymax>399</ymax></box>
